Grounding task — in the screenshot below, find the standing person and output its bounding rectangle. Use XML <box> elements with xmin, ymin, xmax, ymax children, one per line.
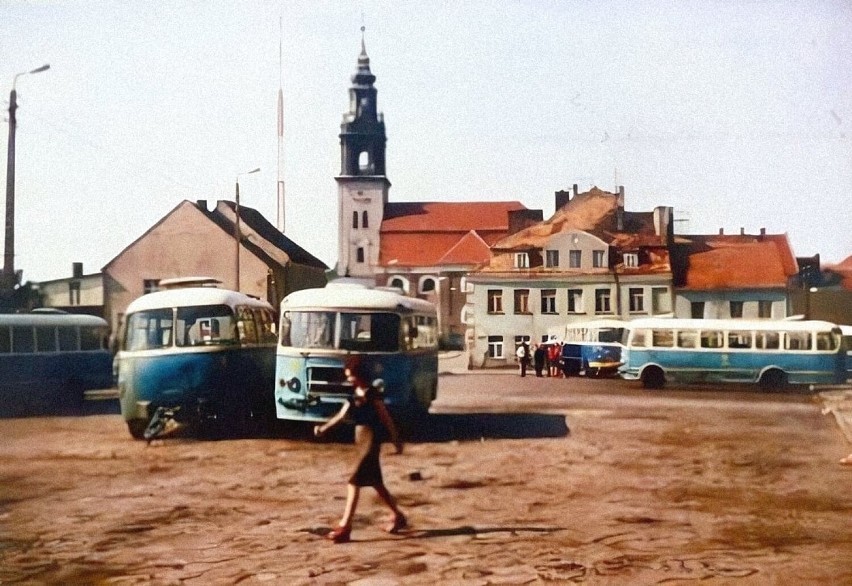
<box><xmin>313</xmin><ymin>360</ymin><xmax>406</xmax><ymax>544</ymax></box>
<box><xmin>533</xmin><ymin>343</ymin><xmax>546</xmax><ymax>377</ymax></box>
<box><xmin>516</xmin><ymin>340</ymin><xmax>531</xmax><ymax>377</ymax></box>
<box><xmin>547</xmin><ymin>342</ymin><xmax>561</xmax><ymax>377</ymax></box>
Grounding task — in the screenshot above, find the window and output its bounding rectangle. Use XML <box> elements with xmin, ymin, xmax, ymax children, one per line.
<box><xmin>487</xmin><ymin>336</ymin><xmax>504</xmax><ymax>359</ymax></box>
<box><xmin>541</xmin><ymin>289</ymin><xmax>557</xmax><ymax>314</ymax></box>
<box><xmin>700</xmin><ymin>330</ymin><xmax>723</xmax><ymax>348</ymax></box>
<box><xmin>728</xmin><ymin>330</ymin><xmax>753</xmax><ymax>349</ymax></box>
<box><xmin>545</xmin><ymin>250</ymin><xmax>559</xmax><ymax>268</ymax></box>
<box><xmin>567</xmin><ymin>289</ymin><xmax>583</xmax><ymax>313</ymax></box>
<box><xmin>651</xmin><ymin>329</ymin><xmax>674</xmax><ymax>348</ymax></box>
<box><xmin>514</xmin><ymin>335</ymin><xmax>531</xmax><ymax>357</ymax></box>
<box><xmin>352</xmin><ymin>211</ymin><xmax>359</xmax><ymax>229</ymax></box>
<box><xmin>592</xmin><ymin>250</ymin><xmax>606</xmax><ymax>268</ymax></box>
<box><xmin>35</xmin><ymin>327</ymin><xmax>56</xmax><ymax>352</ymax></box>
<box><xmin>785</xmin><ymin>331</ymin><xmax>811</xmax><ymax>351</ymax></box>
<box><xmin>420</xmin><ymin>277</ymin><xmax>436</xmax><ymax>293</ymax></box>
<box><xmin>757</xmin><ymin>331</ymin><xmax>780</xmax><ymax>349</ymax></box>
<box><xmin>652</xmin><ymin>287</ymin><xmax>670</xmax><ymax>314</ymax></box>
<box><xmin>69</xmin><ymin>281</ymin><xmax>81</xmax><ymax>305</ymax></box>
<box><xmin>569</xmin><ymin>250</ymin><xmax>581</xmax><ymax>268</ymax></box>
<box><xmin>514</xmin><ymin>289</ymin><xmax>530</xmax><ymax>314</ymax></box>
<box><xmin>758</xmin><ymin>300</ymin><xmax>773</xmax><ymax>318</ymax></box>
<box><xmin>362</xmin><ymin>210</ymin><xmax>369</xmax><ymax>229</ymax></box>
<box><xmin>691</xmin><ymin>301</ymin><xmax>705</xmax><ymax>319</ymax></box>
<box><xmin>358</xmin><ymin>151</ymin><xmax>371</xmax><ymax>172</ymax></box>
<box><xmin>815</xmin><ymin>332</ymin><xmax>837</xmax><ymax>351</ymax></box>
<box><xmin>0</xmin><ymin>326</ymin><xmax>9</xmax><ymax>353</ymax></box>
<box><xmin>628</xmin><ymin>288</ymin><xmax>644</xmax><ymax>313</ymax></box>
<box><xmin>58</xmin><ymin>326</ymin><xmax>78</xmax><ymax>351</ymax></box>
<box><xmin>487</xmin><ymin>290</ymin><xmax>503</xmax><ymax>314</ymax></box>
<box><xmin>594</xmin><ymin>288</ymin><xmax>611</xmax><ymax>314</ymax></box>
<box><xmin>143</xmin><ymin>279</ymin><xmax>160</xmax><ymax>294</ymax></box>
<box><xmin>389</xmin><ymin>277</ymin><xmax>407</xmax><ymax>292</ymax></box>
<box><xmin>623</xmin><ymin>253</ymin><xmax>638</xmax><ymax>268</ymax></box>
<box><xmin>730</xmin><ymin>301</ymin><xmax>744</xmax><ymax>318</ymax></box>
<box><xmin>514</xmin><ymin>253</ymin><xmax>529</xmax><ymax>269</ymax></box>
<box><xmin>677</xmin><ymin>330</ymin><xmax>698</xmax><ymax>348</ymax></box>
<box><xmin>356</xmin><ymin>247</ymin><xmax>365</xmax><ymax>263</ymax></box>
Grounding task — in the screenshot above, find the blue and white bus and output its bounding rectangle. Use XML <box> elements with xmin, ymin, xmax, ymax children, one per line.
<box><xmin>275</xmin><ymin>281</ymin><xmax>438</xmax><ymax>423</ymax></box>
<box><xmin>548</xmin><ymin>319</ymin><xmax>626</xmax><ymax>377</ymax></box>
<box><xmin>115</xmin><ymin>280</ymin><xmax>277</xmax><ymax>438</ymax></box>
<box><xmin>0</xmin><ymin>311</ymin><xmax>113</xmax><ymax>417</ymax></box>
<box><xmin>619</xmin><ymin>317</ymin><xmax>846</xmax><ymax>390</ymax></box>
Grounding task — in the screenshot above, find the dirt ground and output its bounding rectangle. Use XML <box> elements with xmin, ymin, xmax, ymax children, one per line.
<box><xmin>1</xmin><ymin>372</ymin><xmax>851</xmax><ymax>585</ymax></box>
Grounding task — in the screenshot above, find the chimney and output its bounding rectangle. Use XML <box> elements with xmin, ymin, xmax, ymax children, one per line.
<box><xmin>554</xmin><ymin>190</ymin><xmax>571</xmax><ymax>211</ymax></box>
<box><xmin>759</xmin><ymin>227</ymin><xmax>766</xmax><ymax>238</ymax></box>
<box><xmin>196</xmin><ymin>199</ymin><xmax>208</xmax><ymax>211</ymax></box>
<box><xmin>572</xmin><ymin>183</ymin><xmax>578</xmax><ymax>197</ymax></box>
<box><xmin>740</xmin><ymin>227</ymin><xmax>745</xmax><ymax>235</ymax></box>
<box><xmin>616</xmin><ymin>185</ymin><xmax>625</xmax><ymax>231</ymax></box>
<box><xmin>72</xmin><ymin>262</ymin><xmax>83</xmax><ymax>278</ymax></box>
<box><xmin>719</xmin><ymin>228</ymin><xmax>724</xmax><ymax>235</ymax></box>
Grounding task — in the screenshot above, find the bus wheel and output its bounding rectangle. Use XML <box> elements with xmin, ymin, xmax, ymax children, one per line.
<box><xmin>127</xmin><ymin>419</ymin><xmax>149</xmax><ymax>440</ymax></box>
<box><xmin>759</xmin><ymin>369</ymin><xmax>787</xmax><ymax>391</ymax></box>
<box><xmin>641</xmin><ymin>366</ymin><xmax>665</xmax><ymax>389</ymax></box>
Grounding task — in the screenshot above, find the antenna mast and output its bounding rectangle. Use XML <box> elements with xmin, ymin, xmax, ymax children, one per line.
<box><xmin>276</xmin><ymin>16</ymin><xmax>286</xmax><ymax>233</ymax></box>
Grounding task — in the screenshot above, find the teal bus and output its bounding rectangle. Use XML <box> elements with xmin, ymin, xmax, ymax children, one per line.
<box><xmin>275</xmin><ymin>281</ymin><xmax>439</xmax><ymax>423</ymax></box>
<box><xmin>619</xmin><ymin>318</ymin><xmax>846</xmax><ymax>390</ymax></box>
<box><xmin>0</xmin><ymin>311</ymin><xmax>113</xmax><ymax>417</ymax></box>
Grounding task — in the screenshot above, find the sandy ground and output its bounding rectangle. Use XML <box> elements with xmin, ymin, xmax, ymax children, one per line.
<box><xmin>1</xmin><ymin>371</ymin><xmax>851</xmax><ymax>585</ymax></box>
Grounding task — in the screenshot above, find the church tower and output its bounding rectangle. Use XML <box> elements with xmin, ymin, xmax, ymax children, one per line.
<box><xmin>336</xmin><ymin>29</ymin><xmax>390</xmax><ymax>279</ymax></box>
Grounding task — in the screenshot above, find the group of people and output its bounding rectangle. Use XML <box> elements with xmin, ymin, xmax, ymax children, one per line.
<box><xmin>516</xmin><ymin>340</ymin><xmax>567</xmax><ymax>378</ymax></box>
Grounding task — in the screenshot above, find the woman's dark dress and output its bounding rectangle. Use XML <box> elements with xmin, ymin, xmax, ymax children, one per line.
<box><xmin>348</xmin><ymin>387</ymin><xmax>387</xmax><ymax>487</ymax></box>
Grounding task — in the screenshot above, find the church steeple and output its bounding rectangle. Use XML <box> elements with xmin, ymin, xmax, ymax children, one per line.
<box><xmin>339</xmin><ymin>27</ymin><xmax>386</xmax><ymax>177</ymax></box>
<box><xmin>336</xmin><ymin>28</ymin><xmax>390</xmax><ymax>281</ymax></box>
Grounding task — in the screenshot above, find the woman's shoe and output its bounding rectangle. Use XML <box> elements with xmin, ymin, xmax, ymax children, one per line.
<box><xmin>385</xmin><ymin>513</ymin><xmax>407</xmax><ymax>534</ymax></box>
<box><xmin>326</xmin><ymin>525</ymin><xmax>351</xmax><ymax>543</ymax></box>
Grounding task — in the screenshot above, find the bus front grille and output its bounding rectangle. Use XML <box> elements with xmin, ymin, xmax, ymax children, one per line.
<box><xmin>307</xmin><ymin>366</ymin><xmax>353</xmax><ymax>395</ymax></box>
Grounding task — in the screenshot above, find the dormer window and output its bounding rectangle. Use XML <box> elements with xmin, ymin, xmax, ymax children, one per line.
<box><xmin>514</xmin><ymin>253</ymin><xmax>529</xmax><ymax>269</ymax></box>
<box><xmin>623</xmin><ymin>253</ymin><xmax>638</xmax><ymax>268</ymax></box>
<box><xmin>592</xmin><ymin>250</ymin><xmax>606</xmax><ymax>268</ymax></box>
<box><xmin>545</xmin><ymin>250</ymin><xmax>559</xmax><ymax>268</ymax></box>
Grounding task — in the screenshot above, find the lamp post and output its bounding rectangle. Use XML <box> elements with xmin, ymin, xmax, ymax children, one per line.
<box><xmin>3</xmin><ymin>64</ymin><xmax>50</xmax><ymax>291</ymax></box>
<box><xmin>234</xmin><ymin>167</ymin><xmax>260</xmax><ymax>291</ymax></box>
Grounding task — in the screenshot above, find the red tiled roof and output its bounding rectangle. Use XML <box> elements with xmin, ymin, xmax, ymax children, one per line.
<box><xmin>684</xmin><ymin>240</ymin><xmax>794</xmax><ymax>289</ymax></box>
<box><xmin>382</xmin><ymin>201</ymin><xmax>526</xmax><ymax>232</ymax></box>
<box><xmin>379</xmin><ymin>201</ymin><xmax>526</xmax><ymax>267</ymax></box>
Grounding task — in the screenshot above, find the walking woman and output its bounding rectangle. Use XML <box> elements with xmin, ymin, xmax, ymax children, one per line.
<box><xmin>314</xmin><ymin>359</ymin><xmax>407</xmax><ymax>543</ymax></box>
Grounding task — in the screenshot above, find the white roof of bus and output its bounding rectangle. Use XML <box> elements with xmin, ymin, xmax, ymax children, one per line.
<box><xmin>839</xmin><ymin>324</ymin><xmax>852</xmax><ymax>335</ymax></box>
<box><xmin>125</xmin><ymin>287</ymin><xmax>273</xmax><ymax>314</ymax></box>
<box><xmin>625</xmin><ymin>317</ymin><xmax>840</xmax><ymax>332</ymax></box>
<box><xmin>0</xmin><ymin>313</ymin><xmax>108</xmax><ymax>327</ymax></box>
<box><xmin>281</xmin><ymin>282</ymin><xmax>436</xmax><ymax>314</ymax></box>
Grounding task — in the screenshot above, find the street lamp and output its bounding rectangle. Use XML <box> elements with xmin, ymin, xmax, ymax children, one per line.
<box><xmin>234</xmin><ymin>167</ymin><xmax>260</xmax><ymax>291</ymax></box>
<box><xmin>3</xmin><ymin>64</ymin><xmax>50</xmax><ymax>290</ymax></box>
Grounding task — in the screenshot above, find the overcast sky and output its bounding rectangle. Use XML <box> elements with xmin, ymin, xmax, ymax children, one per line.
<box><xmin>3</xmin><ymin>0</ymin><xmax>850</xmax><ymax>282</ymax></box>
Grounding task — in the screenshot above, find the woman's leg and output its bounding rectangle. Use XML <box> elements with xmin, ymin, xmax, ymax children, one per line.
<box><xmin>374</xmin><ymin>483</ymin><xmax>406</xmax><ymax>532</ymax></box>
<box><xmin>339</xmin><ymin>483</ymin><xmax>360</xmax><ymax>528</ymax></box>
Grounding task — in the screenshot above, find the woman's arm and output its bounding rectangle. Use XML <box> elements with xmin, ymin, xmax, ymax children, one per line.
<box><xmin>314</xmin><ymin>401</ymin><xmax>351</xmax><ymax>437</ymax></box>
<box><xmin>374</xmin><ymin>399</ymin><xmax>403</xmax><ymax>454</ymax></box>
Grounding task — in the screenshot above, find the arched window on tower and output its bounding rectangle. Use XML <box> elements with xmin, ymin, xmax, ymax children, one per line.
<box><xmin>358</xmin><ymin>151</ymin><xmax>371</xmax><ymax>173</ymax></box>
<box><xmin>352</xmin><ymin>211</ymin><xmax>359</xmax><ymax>229</ymax></box>
<box><xmin>362</xmin><ymin>211</ymin><xmax>369</xmax><ymax>228</ymax></box>
<box><xmin>420</xmin><ymin>277</ymin><xmax>437</xmax><ymax>294</ymax></box>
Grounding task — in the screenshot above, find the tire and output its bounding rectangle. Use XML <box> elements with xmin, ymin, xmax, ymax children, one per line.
<box><xmin>759</xmin><ymin>369</ymin><xmax>787</xmax><ymax>391</ymax></box>
<box><xmin>641</xmin><ymin>366</ymin><xmax>665</xmax><ymax>389</ymax></box>
<box><xmin>127</xmin><ymin>419</ymin><xmax>149</xmax><ymax>440</ymax></box>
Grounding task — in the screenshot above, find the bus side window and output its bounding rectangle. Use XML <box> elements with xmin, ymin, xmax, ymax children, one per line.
<box><xmin>237</xmin><ymin>307</ymin><xmax>258</xmax><ymax>344</ymax></box>
<box><xmin>652</xmin><ymin>329</ymin><xmax>674</xmax><ymax>348</ymax></box>
<box><xmin>758</xmin><ymin>331</ymin><xmax>780</xmax><ymax>349</ymax></box>
<box><xmin>815</xmin><ymin>332</ymin><xmax>835</xmax><ymax>351</ymax></box>
<box><xmin>677</xmin><ymin>331</ymin><xmax>698</xmax><ymax>348</ymax></box>
<box><xmin>700</xmin><ymin>330</ymin><xmax>722</xmax><ymax>349</ymax></box>
<box><xmin>58</xmin><ymin>326</ymin><xmax>78</xmax><ymax>351</ymax></box>
<box><xmin>35</xmin><ymin>326</ymin><xmax>57</xmax><ymax>352</ymax></box>
<box><xmin>12</xmin><ymin>326</ymin><xmax>34</xmax><ymax>353</ymax></box>
<box><xmin>728</xmin><ymin>331</ymin><xmax>753</xmax><ymax>349</ymax></box>
<box><xmin>786</xmin><ymin>331</ymin><xmax>811</xmax><ymax>351</ymax></box>
<box><xmin>81</xmin><ymin>326</ymin><xmax>105</xmax><ymax>350</ymax></box>
<box><xmin>631</xmin><ymin>329</ymin><xmax>649</xmax><ymax>348</ymax></box>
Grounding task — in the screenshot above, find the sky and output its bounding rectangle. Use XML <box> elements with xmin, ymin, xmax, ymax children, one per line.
<box><xmin>2</xmin><ymin>0</ymin><xmax>851</xmax><ymax>283</ymax></box>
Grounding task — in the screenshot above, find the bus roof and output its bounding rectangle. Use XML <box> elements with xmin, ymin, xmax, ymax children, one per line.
<box><xmin>625</xmin><ymin>317</ymin><xmax>840</xmax><ymax>332</ymax></box>
<box><xmin>281</xmin><ymin>282</ymin><xmax>436</xmax><ymax>314</ymax></box>
<box><xmin>0</xmin><ymin>313</ymin><xmax>108</xmax><ymax>328</ymax></box>
<box><xmin>125</xmin><ymin>287</ymin><xmax>273</xmax><ymax>314</ymax></box>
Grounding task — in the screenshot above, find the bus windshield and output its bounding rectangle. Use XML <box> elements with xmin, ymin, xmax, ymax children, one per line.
<box><xmin>125</xmin><ymin>305</ymin><xmax>237</xmax><ymax>350</ymax></box>
<box><xmin>281</xmin><ymin>311</ymin><xmax>401</xmax><ymax>352</ymax></box>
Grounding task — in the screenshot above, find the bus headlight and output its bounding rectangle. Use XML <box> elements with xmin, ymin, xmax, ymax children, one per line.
<box><xmin>285</xmin><ymin>377</ymin><xmax>301</xmax><ymax>393</ymax></box>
